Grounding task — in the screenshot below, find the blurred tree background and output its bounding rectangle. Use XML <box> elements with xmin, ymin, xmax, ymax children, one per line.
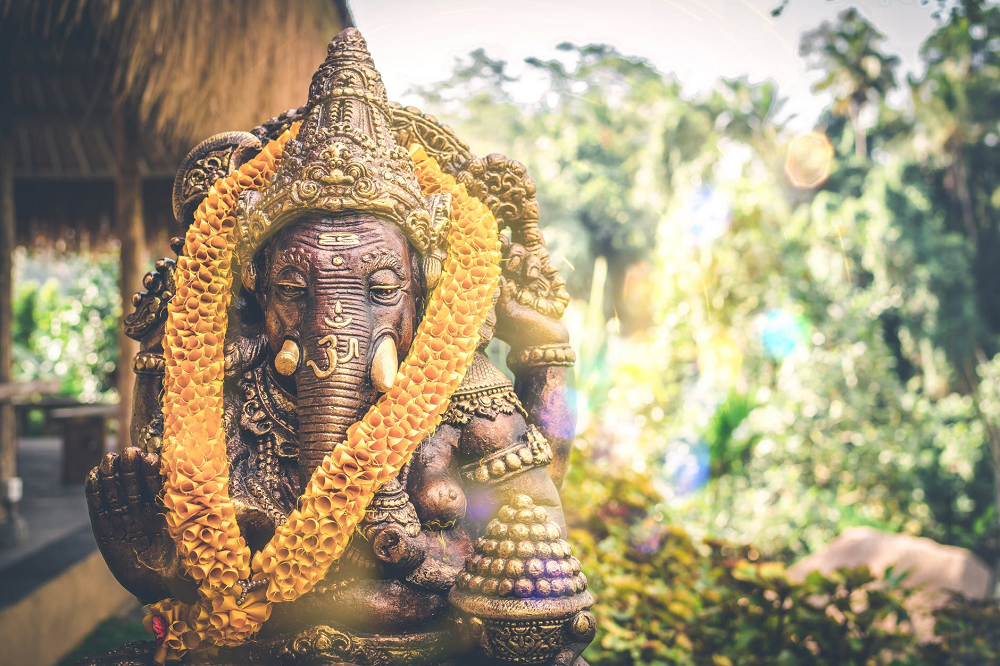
<box><xmin>408</xmin><ymin>0</ymin><xmax>1000</xmax><ymax>661</ymax></box>
<box><xmin>13</xmin><ymin>250</ymin><xmax>121</xmax><ymax>404</ymax></box>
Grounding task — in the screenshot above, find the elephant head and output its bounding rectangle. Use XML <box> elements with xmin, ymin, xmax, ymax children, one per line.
<box><xmin>227</xmin><ymin>28</ymin><xmax>450</xmax><ymax>487</ymax></box>
<box><xmin>246</xmin><ymin>213</ymin><xmax>421</xmax><ymax>485</ymax></box>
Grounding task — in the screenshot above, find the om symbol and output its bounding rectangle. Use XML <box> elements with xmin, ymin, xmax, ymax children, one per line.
<box><xmin>306</xmin><ymin>301</ymin><xmax>360</xmax><ymax>378</ymax></box>
<box><xmin>306</xmin><ymin>334</ymin><xmax>360</xmax><ymax>379</ymax></box>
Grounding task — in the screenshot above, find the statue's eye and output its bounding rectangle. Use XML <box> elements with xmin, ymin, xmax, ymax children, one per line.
<box><xmin>369</xmin><ymin>268</ymin><xmax>403</xmax><ymax>305</ymax></box>
<box><xmin>369</xmin><ymin>284</ymin><xmax>401</xmax><ymax>305</ymax></box>
<box><xmin>275</xmin><ymin>282</ymin><xmax>307</xmax><ymax>299</ymax></box>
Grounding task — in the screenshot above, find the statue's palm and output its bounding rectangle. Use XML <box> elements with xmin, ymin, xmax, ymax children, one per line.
<box><xmin>86</xmin><ymin>447</ymin><xmax>186</xmax><ymax>603</ymax></box>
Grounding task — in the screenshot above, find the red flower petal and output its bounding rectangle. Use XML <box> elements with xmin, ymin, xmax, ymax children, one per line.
<box><xmin>151</xmin><ymin>615</ymin><xmax>168</xmax><ymax>645</ymax></box>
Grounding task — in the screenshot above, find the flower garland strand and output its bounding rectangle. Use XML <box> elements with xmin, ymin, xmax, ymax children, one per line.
<box><xmin>146</xmin><ymin>140</ymin><xmax>501</xmax><ymax>663</ymax></box>
<box><xmin>148</xmin><ymin>127</ymin><xmax>300</xmax><ymax>664</ymax></box>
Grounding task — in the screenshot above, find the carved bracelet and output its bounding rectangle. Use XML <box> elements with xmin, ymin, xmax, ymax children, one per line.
<box><xmin>133</xmin><ymin>351</ymin><xmax>166</xmax><ymax>374</ymax></box>
<box><xmin>506</xmin><ymin>343</ymin><xmax>576</xmax><ymax>370</ymax></box>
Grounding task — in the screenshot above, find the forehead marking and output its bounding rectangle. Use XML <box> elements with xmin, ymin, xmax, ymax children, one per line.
<box><xmin>318</xmin><ymin>232</ymin><xmax>360</xmax><ymax>247</ymax></box>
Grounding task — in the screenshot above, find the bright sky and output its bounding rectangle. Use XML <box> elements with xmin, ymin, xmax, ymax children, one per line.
<box><xmin>350</xmin><ymin>0</ymin><xmax>939</xmax><ymax>129</ymax></box>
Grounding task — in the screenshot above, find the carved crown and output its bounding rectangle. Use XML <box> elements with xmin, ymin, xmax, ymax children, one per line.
<box><xmin>234</xmin><ymin>28</ymin><xmax>438</xmax><ymax>265</ymax></box>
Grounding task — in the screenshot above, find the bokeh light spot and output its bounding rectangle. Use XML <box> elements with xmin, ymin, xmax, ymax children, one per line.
<box><xmin>785</xmin><ymin>131</ymin><xmax>834</xmax><ymax>188</ymax></box>
<box><xmin>758</xmin><ymin>309</ymin><xmax>808</xmax><ymax>359</ymax></box>
<box><xmin>659</xmin><ymin>435</ymin><xmax>711</xmax><ymax>499</ymax></box>
<box><xmin>697</xmin><ymin>333</ymin><xmax>744</xmax><ymax>387</ymax></box>
<box><xmin>685</xmin><ymin>185</ymin><xmax>732</xmax><ymax>246</ymax></box>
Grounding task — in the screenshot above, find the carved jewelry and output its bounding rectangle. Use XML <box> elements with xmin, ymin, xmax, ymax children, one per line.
<box><xmin>461</xmin><ymin>425</ymin><xmax>554</xmax><ymax>485</ymax></box>
<box><xmin>507</xmin><ymin>343</ymin><xmax>577</xmax><ymax>369</ymax></box>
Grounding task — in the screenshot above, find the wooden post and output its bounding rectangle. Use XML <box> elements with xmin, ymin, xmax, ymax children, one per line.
<box><xmin>1</xmin><ymin>20</ymin><xmax>16</xmax><ymax>524</ymax></box>
<box><xmin>113</xmin><ymin>105</ymin><xmax>146</xmax><ymax>450</ymax></box>
<box><xmin>0</xmin><ymin>131</ymin><xmax>16</xmax><ymax>524</ymax></box>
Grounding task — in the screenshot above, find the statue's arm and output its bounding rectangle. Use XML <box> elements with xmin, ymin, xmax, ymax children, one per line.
<box><xmin>89</xmin><ymin>267</ymin><xmax>198</xmax><ymax>603</ymax></box>
<box><xmin>452</xmin><ymin>389</ymin><xmax>596</xmax><ymax>666</ymax></box>
<box><xmin>456</xmin><ymin>410</ymin><xmax>566</xmax><ymax>534</ymax></box>
<box><xmin>509</xmin><ymin>362</ymin><xmax>575</xmax><ymax>488</ymax></box>
<box><xmin>493</xmin><ymin>240</ymin><xmax>577</xmax><ymax>487</ymax></box>
<box><xmin>407</xmin><ymin>423</ymin><xmax>466</xmax><ymax>531</ymax></box>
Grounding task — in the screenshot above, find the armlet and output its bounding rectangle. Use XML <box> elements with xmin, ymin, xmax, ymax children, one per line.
<box><xmin>442</xmin><ymin>385</ymin><xmax>528</xmax><ymax>426</ymax></box>
<box><xmin>460</xmin><ymin>425</ymin><xmax>554</xmax><ymax>486</ymax></box>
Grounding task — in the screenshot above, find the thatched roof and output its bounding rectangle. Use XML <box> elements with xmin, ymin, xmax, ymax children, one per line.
<box><xmin>2</xmin><ymin>0</ymin><xmax>352</xmax><ymax>251</ymax></box>
<box><xmin>3</xmin><ymin>0</ymin><xmax>352</xmax><ymax>150</ymax></box>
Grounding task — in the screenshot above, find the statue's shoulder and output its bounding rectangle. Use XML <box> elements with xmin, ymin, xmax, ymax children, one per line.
<box><xmin>442</xmin><ymin>351</ymin><xmax>525</xmax><ymax>427</ymax></box>
<box><xmin>445</xmin><ymin>352</ymin><xmax>556</xmax><ymax>486</ymax></box>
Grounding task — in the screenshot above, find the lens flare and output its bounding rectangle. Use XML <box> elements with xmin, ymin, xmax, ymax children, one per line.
<box><xmin>758</xmin><ymin>308</ymin><xmax>808</xmax><ymax>359</ymax></box>
<box><xmin>784</xmin><ymin>131</ymin><xmax>834</xmax><ymax>188</ymax></box>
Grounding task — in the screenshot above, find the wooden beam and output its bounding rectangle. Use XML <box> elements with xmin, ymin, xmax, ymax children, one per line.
<box><xmin>16</xmin><ymin>126</ymin><xmax>31</xmax><ymax>173</ymax></box>
<box><xmin>0</xmin><ymin>379</ymin><xmax>62</xmax><ymax>402</ymax></box>
<box><xmin>42</xmin><ymin>125</ymin><xmax>61</xmax><ymax>174</ymax></box>
<box><xmin>112</xmin><ymin>104</ymin><xmax>146</xmax><ymax>450</ymax></box>
<box><xmin>0</xmin><ymin>130</ymin><xmax>16</xmax><ymax>524</ymax></box>
<box><xmin>68</xmin><ymin>125</ymin><xmax>92</xmax><ymax>177</ymax></box>
<box><xmin>0</xmin><ymin>31</ymin><xmax>20</xmax><ymax>533</ymax></box>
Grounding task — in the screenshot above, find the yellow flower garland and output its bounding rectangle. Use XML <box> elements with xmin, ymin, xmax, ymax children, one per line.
<box><xmin>148</xmin><ymin>136</ymin><xmax>501</xmax><ymax>664</ymax></box>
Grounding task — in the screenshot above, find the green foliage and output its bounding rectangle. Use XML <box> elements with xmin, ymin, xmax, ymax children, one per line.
<box><xmin>923</xmin><ymin>595</ymin><xmax>1000</xmax><ymax>664</ymax></box>
<box><xmin>799</xmin><ymin>8</ymin><xmax>900</xmax><ymax>119</ymax></box>
<box><xmin>563</xmin><ymin>452</ymin><xmax>1000</xmax><ymax>665</ymax></box>
<box><xmin>57</xmin><ymin>612</ymin><xmax>147</xmax><ymax>666</ymax></box>
<box><xmin>705</xmin><ymin>390</ymin><xmax>757</xmax><ymax>479</ymax></box>
<box><xmin>13</xmin><ymin>250</ymin><xmax>121</xmax><ymax>402</ymax></box>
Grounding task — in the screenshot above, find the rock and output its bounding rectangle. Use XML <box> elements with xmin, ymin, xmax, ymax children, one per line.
<box><xmin>788</xmin><ymin>526</ymin><xmax>993</xmax><ymax>640</ymax></box>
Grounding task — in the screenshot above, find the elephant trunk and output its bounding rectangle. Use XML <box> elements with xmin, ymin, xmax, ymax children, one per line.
<box><xmin>295</xmin><ymin>306</ymin><xmax>374</xmax><ymax>487</ymax></box>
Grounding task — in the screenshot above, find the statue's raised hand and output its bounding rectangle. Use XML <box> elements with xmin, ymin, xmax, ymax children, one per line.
<box><xmin>494</xmin><ymin>237</ymin><xmax>569</xmax><ymax>348</ymax></box>
<box><xmin>86</xmin><ymin>448</ymin><xmax>191</xmax><ymax>603</ymax></box>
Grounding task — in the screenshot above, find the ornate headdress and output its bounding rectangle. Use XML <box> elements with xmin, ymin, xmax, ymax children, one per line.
<box><xmin>234</xmin><ymin>29</ymin><xmax>448</xmax><ymax>277</ymax></box>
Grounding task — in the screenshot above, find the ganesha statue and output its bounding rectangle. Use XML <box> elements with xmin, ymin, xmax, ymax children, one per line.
<box><xmin>81</xmin><ymin>28</ymin><xmax>594</xmax><ymax>666</ymax></box>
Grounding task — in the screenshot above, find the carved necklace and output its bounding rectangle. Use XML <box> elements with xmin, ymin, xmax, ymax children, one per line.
<box><xmin>147</xmin><ymin>131</ymin><xmax>501</xmax><ymax>664</ymax></box>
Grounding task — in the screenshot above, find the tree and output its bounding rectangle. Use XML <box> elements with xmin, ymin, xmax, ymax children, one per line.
<box><xmin>800</xmin><ymin>8</ymin><xmax>900</xmax><ymax>158</ymax></box>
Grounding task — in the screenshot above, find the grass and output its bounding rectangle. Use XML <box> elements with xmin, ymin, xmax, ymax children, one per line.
<box><xmin>58</xmin><ymin>604</ymin><xmax>149</xmax><ymax>665</ymax></box>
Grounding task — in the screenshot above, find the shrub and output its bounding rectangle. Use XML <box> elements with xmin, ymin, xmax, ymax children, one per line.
<box><xmin>563</xmin><ymin>451</ymin><xmax>1000</xmax><ymax>665</ymax></box>
<box><xmin>13</xmin><ymin>250</ymin><xmax>121</xmax><ymax>403</ymax></box>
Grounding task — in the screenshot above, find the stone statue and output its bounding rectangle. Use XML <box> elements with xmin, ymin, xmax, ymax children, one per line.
<box><xmin>82</xmin><ymin>28</ymin><xmax>594</xmax><ymax>666</ymax></box>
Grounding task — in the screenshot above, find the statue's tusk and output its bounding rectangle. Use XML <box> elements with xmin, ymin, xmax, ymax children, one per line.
<box><xmin>274</xmin><ymin>338</ymin><xmax>301</xmax><ymax>376</ymax></box>
<box><xmin>371</xmin><ymin>337</ymin><xmax>398</xmax><ymax>393</ymax></box>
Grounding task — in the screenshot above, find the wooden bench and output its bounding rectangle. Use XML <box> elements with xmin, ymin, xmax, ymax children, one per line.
<box><xmin>51</xmin><ymin>404</ymin><xmax>118</xmax><ymax>485</ymax></box>
<box><xmin>0</xmin><ymin>379</ymin><xmax>62</xmax><ymax>403</ymax></box>
<box><xmin>0</xmin><ymin>379</ymin><xmax>66</xmax><ymax>437</ymax></box>
<box><xmin>0</xmin><ymin>380</ymin><xmax>117</xmax><ymax>484</ymax></box>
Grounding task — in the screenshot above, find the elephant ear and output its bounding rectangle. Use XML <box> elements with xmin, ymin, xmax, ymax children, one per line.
<box><xmin>224</xmin><ymin>290</ymin><xmax>267</xmax><ymax>379</ymax></box>
<box><xmin>170</xmin><ymin>129</ymin><xmax>305</xmax><ymax>380</ymax></box>
<box><xmin>172</xmin><ymin>131</ymin><xmax>264</xmax><ymax>229</ymax></box>
<box><xmin>171</xmin><ymin>106</ymin><xmax>309</xmax><ymax>232</ymax></box>
<box><xmin>126</xmin><ymin>133</ymin><xmax>264</xmax><ymax>347</ymax></box>
<box><xmin>389</xmin><ymin>104</ymin><xmax>570</xmax><ymax>351</ymax></box>
<box><xmin>125</xmin><ymin>128</ymin><xmax>283</xmax><ymax>450</ymax></box>
<box><xmin>419</xmin><ymin>192</ymin><xmax>452</xmax><ymax>293</ymax></box>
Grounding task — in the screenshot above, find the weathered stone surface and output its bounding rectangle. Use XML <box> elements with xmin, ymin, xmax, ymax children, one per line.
<box><xmin>788</xmin><ymin>526</ymin><xmax>992</xmax><ymax>639</ymax></box>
